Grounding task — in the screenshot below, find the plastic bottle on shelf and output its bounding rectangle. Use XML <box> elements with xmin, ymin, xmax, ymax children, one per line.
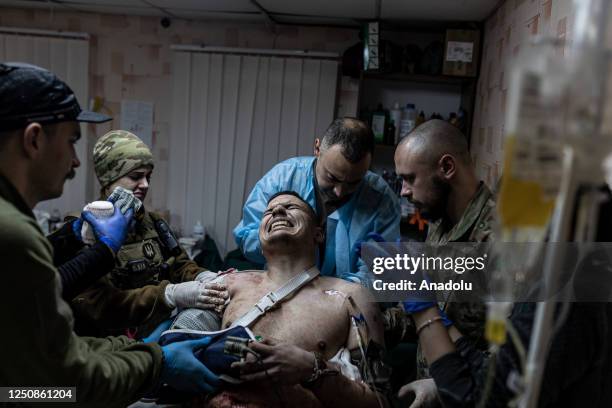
<box><xmin>399</xmin><ymin>103</ymin><xmax>416</xmax><ymax>140</ymax></box>
<box><xmin>371</xmin><ymin>103</ymin><xmax>388</xmax><ymax>144</ymax></box>
<box><xmin>390</xmin><ymin>102</ymin><xmax>402</xmax><ymax>143</ymax></box>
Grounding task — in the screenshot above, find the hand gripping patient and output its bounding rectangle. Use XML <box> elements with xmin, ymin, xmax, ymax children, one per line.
<box><xmin>170</xmin><ymin>191</ymin><xmax>389</xmax><ymax>408</ymax></box>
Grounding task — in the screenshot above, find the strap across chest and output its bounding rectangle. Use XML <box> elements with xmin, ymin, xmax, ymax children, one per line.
<box><xmin>230</xmin><ymin>266</ymin><xmax>320</xmax><ymax>328</ymax></box>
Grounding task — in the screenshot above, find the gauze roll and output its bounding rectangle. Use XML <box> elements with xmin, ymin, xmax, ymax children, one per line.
<box><xmin>81</xmin><ymin>200</ymin><xmax>115</xmax><ymax>245</ymax></box>
<box><xmin>107</xmin><ymin>186</ymin><xmax>142</xmax><ymax>214</ymax></box>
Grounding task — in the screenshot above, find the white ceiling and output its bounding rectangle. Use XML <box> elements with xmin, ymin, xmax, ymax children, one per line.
<box><xmin>0</xmin><ymin>0</ymin><xmax>499</xmax><ymax>26</ymax></box>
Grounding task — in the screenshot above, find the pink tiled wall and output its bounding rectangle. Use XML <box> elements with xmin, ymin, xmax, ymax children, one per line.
<box><xmin>0</xmin><ymin>6</ymin><xmax>358</xmax><ymax>212</ymax></box>
<box><xmin>470</xmin><ymin>0</ymin><xmax>574</xmax><ymax>187</ymax></box>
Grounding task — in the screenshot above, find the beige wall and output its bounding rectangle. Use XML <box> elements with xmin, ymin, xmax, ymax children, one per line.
<box><xmin>0</xmin><ymin>7</ymin><xmax>357</xmax><ymax>216</ymax></box>
<box><xmin>470</xmin><ymin>0</ymin><xmax>575</xmax><ymax>187</ymax></box>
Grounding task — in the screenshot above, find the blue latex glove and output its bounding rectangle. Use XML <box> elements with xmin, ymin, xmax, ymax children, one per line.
<box><xmin>81</xmin><ymin>205</ymin><xmax>134</xmax><ymax>253</ymax></box>
<box><xmin>402</xmin><ymin>301</ymin><xmax>453</xmax><ymax>327</ymax></box>
<box><xmin>142</xmin><ymin>319</ymin><xmax>173</xmax><ymax>343</ymax></box>
<box><xmin>438</xmin><ymin>308</ymin><xmax>453</xmax><ymax>327</ymax></box>
<box><xmin>72</xmin><ymin>218</ymin><xmax>83</xmax><ymax>242</ymax></box>
<box><xmin>400</xmin><ymin>255</ymin><xmax>452</xmax><ymax>326</ymax></box>
<box><xmin>402</xmin><ymin>300</ymin><xmax>438</xmax><ymax>314</ymax></box>
<box><xmin>160</xmin><ymin>336</ymin><xmax>220</xmax><ymax>394</ymax></box>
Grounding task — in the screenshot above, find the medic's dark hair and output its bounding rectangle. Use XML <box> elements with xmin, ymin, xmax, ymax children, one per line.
<box><xmin>320</xmin><ymin>117</ymin><xmax>374</xmax><ymax>163</ymax></box>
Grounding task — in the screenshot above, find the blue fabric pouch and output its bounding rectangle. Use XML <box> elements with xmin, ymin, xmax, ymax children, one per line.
<box><xmin>144</xmin><ymin>325</ymin><xmax>256</xmax><ymax>404</ymax></box>
<box><xmin>159</xmin><ymin>325</ymin><xmax>256</xmax><ymax>384</ymax></box>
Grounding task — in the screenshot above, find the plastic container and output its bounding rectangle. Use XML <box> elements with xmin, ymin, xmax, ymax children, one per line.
<box><xmin>193</xmin><ymin>221</ymin><xmax>205</xmax><ymax>241</ymax></box>
<box><xmin>371</xmin><ymin>103</ymin><xmax>387</xmax><ymax>143</ymax></box>
<box><xmin>399</xmin><ymin>103</ymin><xmax>416</xmax><ymax>140</ymax></box>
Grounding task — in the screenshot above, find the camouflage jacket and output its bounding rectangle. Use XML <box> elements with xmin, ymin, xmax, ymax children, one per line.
<box><xmin>417</xmin><ymin>181</ymin><xmax>496</xmax><ymax>378</ymax></box>
<box><xmin>66</xmin><ymin>210</ymin><xmax>204</xmax><ymax>338</ymax></box>
<box><xmin>426</xmin><ymin>182</ymin><xmax>495</xmax><ymax>244</ymax></box>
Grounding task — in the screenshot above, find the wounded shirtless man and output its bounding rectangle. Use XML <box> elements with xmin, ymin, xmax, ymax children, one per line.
<box><xmin>175</xmin><ymin>191</ymin><xmax>388</xmax><ymax>408</ymax></box>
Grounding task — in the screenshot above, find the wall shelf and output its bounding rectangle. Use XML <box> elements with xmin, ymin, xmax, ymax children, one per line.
<box><xmin>361</xmin><ymin>71</ymin><xmax>475</xmax><ymax>86</ymax></box>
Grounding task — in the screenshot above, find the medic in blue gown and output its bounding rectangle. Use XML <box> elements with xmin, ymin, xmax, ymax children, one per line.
<box><xmin>234</xmin><ymin>118</ymin><xmax>400</xmax><ymax>285</ymax></box>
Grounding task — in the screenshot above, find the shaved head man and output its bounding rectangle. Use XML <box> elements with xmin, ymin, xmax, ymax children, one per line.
<box><xmin>394</xmin><ymin>119</ymin><xmax>496</xmax><ymax>404</ymax></box>
<box><xmin>394</xmin><ymin>119</ymin><xmax>478</xmax><ymax>224</ymax></box>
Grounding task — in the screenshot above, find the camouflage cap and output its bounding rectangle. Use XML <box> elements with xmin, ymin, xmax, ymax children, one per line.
<box><xmin>93</xmin><ymin>130</ymin><xmax>154</xmax><ymax>187</ymax></box>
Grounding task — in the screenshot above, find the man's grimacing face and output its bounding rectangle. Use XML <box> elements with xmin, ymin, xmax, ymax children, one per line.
<box><xmin>259</xmin><ymin>194</ymin><xmax>321</xmax><ymax>248</ymax></box>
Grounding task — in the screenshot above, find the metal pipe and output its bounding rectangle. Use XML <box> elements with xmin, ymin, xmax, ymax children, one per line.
<box><xmin>170</xmin><ymin>44</ymin><xmax>339</xmax><ymax>59</ymax></box>
<box><xmin>0</xmin><ymin>26</ymin><xmax>89</xmax><ymax>40</ymax></box>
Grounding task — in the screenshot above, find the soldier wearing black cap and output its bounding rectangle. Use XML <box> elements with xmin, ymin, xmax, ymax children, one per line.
<box><xmin>0</xmin><ymin>62</ymin><xmax>219</xmax><ymax>404</ymax></box>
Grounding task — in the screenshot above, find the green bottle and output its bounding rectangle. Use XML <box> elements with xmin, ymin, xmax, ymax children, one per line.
<box><xmin>371</xmin><ymin>103</ymin><xmax>387</xmax><ymax>144</ymax></box>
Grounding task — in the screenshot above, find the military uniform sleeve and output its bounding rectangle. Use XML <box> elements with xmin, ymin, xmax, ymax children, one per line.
<box><xmin>167</xmin><ymin>246</ymin><xmax>205</xmax><ymax>283</ymax></box>
<box><xmin>47</xmin><ymin>216</ymin><xmax>84</xmax><ymax>265</ymax></box>
<box><xmin>71</xmin><ymin>212</ymin><xmax>203</xmax><ymax>336</ymax></box>
<box><xmin>72</xmin><ymin>276</ymin><xmax>173</xmax><ymax>334</ymax></box>
<box><xmin>58</xmin><ymin>241</ymin><xmax>115</xmax><ymax>301</ymax></box>
<box><xmin>429</xmin><ymin>303</ymin><xmax>609</xmax><ymax>408</ymax></box>
<box><xmin>0</xmin><ymin>215</ymin><xmax>162</xmax><ymax>406</ymax></box>
<box><xmin>47</xmin><ymin>217</ymin><xmax>117</xmax><ymax>301</ymax></box>
<box><xmin>81</xmin><ymin>335</ymin><xmax>139</xmax><ymax>352</ymax></box>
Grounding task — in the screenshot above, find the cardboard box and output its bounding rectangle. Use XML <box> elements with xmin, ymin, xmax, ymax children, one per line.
<box><xmin>443</xmin><ymin>29</ymin><xmax>480</xmax><ymax>77</ymax></box>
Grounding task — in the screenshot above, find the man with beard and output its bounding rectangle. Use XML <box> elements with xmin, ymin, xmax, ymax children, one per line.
<box><xmin>393</xmin><ymin>119</ymin><xmax>495</xmax><ymax>407</ymax></box>
<box><xmin>195</xmin><ymin>191</ymin><xmax>388</xmax><ymax>408</ymax></box>
<box><xmin>234</xmin><ymin>118</ymin><xmax>400</xmax><ymax>286</ymax></box>
<box><xmin>394</xmin><ymin>120</ymin><xmax>494</xmax><ymax>243</ymax></box>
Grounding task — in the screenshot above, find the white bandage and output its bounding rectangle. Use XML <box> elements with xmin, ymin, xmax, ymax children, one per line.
<box><xmin>329</xmin><ymin>348</ymin><xmax>362</xmax><ymax>381</ymax></box>
<box><xmin>81</xmin><ymin>201</ymin><xmax>114</xmax><ymax>245</ymax></box>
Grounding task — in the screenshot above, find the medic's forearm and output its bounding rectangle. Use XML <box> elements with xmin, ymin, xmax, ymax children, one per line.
<box><xmin>413</xmin><ymin>306</ymin><xmax>458</xmax><ymax>364</ymax></box>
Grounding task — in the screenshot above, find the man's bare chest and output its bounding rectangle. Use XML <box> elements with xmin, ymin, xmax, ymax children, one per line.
<box><xmin>222</xmin><ymin>281</ymin><xmax>350</xmax><ymax>358</ymax></box>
